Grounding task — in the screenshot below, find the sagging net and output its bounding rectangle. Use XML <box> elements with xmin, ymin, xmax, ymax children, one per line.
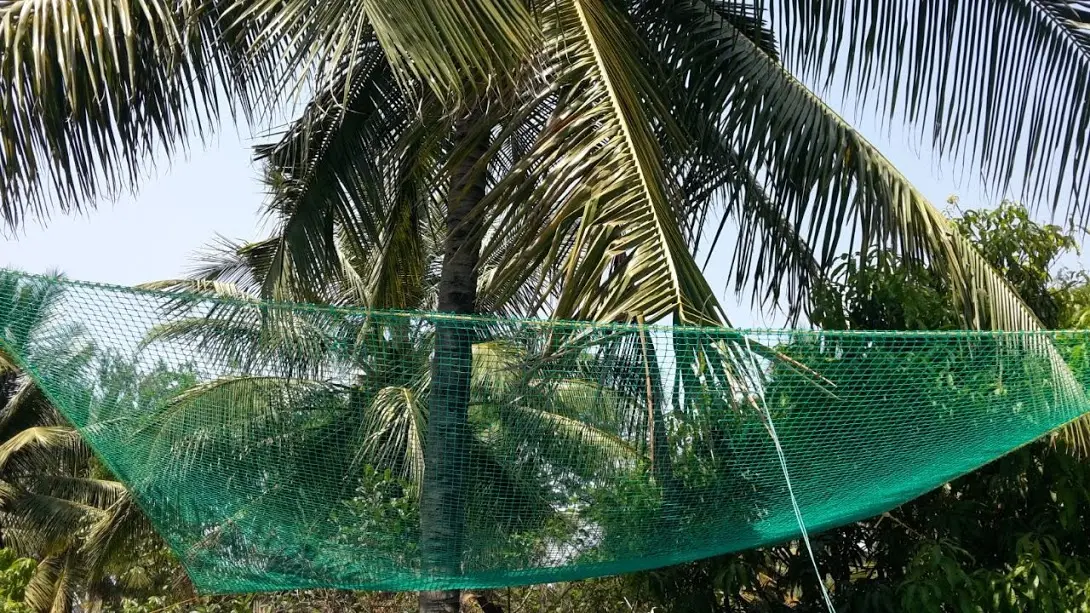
<box><xmin>1</xmin><ymin>269</ymin><xmax>1088</xmax><ymax>593</ymax></box>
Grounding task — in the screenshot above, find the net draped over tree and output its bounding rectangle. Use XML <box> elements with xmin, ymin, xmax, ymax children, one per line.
<box><xmin>1</xmin><ymin>270</ymin><xmax>1087</xmax><ymax>594</ymax></box>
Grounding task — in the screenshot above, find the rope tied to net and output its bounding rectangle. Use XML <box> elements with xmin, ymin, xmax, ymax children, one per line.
<box><xmin>744</xmin><ymin>336</ymin><xmax>836</xmax><ymax>613</ymax></box>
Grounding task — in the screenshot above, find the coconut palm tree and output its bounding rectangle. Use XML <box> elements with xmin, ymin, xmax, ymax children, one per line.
<box><xmin>0</xmin><ymin>275</ymin><xmax>99</xmax><ymax>612</ymax></box>
<box><xmin>138</xmin><ymin>235</ymin><xmax>658</xmax><ymax>583</ymax></box>
<box><xmin>5</xmin><ymin>2</ymin><xmax>1090</xmax><ymax>610</ymax></box>
<box><xmin>0</xmin><ymin>274</ymin><xmax>190</xmax><ymax>612</ymax></box>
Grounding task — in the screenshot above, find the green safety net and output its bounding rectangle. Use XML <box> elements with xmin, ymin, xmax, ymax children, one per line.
<box><xmin>1</xmin><ymin>269</ymin><xmax>1089</xmax><ymax>594</ymax></box>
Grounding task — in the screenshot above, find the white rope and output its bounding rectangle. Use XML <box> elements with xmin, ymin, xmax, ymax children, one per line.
<box><xmin>744</xmin><ymin>337</ymin><xmax>836</xmax><ymax>612</ymax></box>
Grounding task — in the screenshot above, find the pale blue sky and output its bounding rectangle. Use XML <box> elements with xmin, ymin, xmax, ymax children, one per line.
<box><xmin>0</xmin><ymin>85</ymin><xmax>1037</xmax><ymax>328</ymax></box>
<box><xmin>2</xmin><ymin>128</ymin><xmax>266</xmax><ymax>285</ymax></box>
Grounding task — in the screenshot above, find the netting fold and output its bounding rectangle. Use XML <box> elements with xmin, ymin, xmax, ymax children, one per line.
<box><xmin>1</xmin><ymin>270</ymin><xmax>1087</xmax><ymax>593</ymax></box>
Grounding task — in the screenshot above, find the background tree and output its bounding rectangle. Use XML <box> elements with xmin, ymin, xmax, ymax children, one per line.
<box><xmin>0</xmin><ymin>274</ymin><xmax>203</xmax><ymax>612</ymax></box>
<box><xmin>618</xmin><ymin>203</ymin><xmax>1090</xmax><ymax>613</ymax></box>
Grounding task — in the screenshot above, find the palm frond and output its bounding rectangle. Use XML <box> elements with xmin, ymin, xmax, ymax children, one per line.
<box><xmin>25</xmin><ymin>475</ymin><xmax>125</xmax><ymax>512</ymax></box>
<box><xmin>0</xmin><ymin>481</ymin><xmax>100</xmax><ymax>555</ymax></box>
<box><xmin>82</xmin><ymin>491</ymin><xmax>161</xmax><ymax>583</ymax></box>
<box><xmin>47</xmin><ymin>554</ymin><xmax>79</xmax><ymax>613</ymax></box>
<box><xmin>770</xmin><ymin>0</ymin><xmax>1090</xmax><ymax>217</ymax></box>
<box><xmin>457</xmin><ymin>435</ymin><xmax>558</xmax><ymax>541</ymax></box>
<box><xmin>140</xmin><ymin>308</ymin><xmax>335</xmax><ymax>378</ymax></box>
<box><xmin>138</xmin><ymin>278</ymin><xmax>263</xmax><ymax>315</ymax></box>
<box><xmin>656</xmin><ymin>0</ymin><xmax>1046</xmax><ymax>331</ymax></box>
<box><xmin>359</xmin><ymin>385</ymin><xmax>428</xmax><ymax>486</ymax></box>
<box><xmin>470</xmin><ymin>334</ymin><xmax>648</xmax><ymax>477</ymax></box>
<box><xmin>245</xmin><ymin>0</ymin><xmax>539</xmax><ymax>111</ymax></box>
<box><xmin>242</xmin><ymin>38</ymin><xmax>462</xmax><ymax>311</ymax></box>
<box><xmin>0</xmin><ymin>271</ymin><xmax>67</xmax><ymax>356</ymax></box>
<box><xmin>0</xmin><ymin>380</ymin><xmax>57</xmax><ymax>443</ymax></box>
<box><xmin>0</xmin><ymin>426</ymin><xmax>86</xmax><ymax>475</ymax></box>
<box><xmin>708</xmin><ymin>1</ymin><xmax>779</xmax><ymax>61</ymax></box>
<box><xmin>23</xmin><ymin>555</ymin><xmax>63</xmax><ymax>613</ymax></box>
<box><xmin>482</xmin><ymin>0</ymin><xmax>726</xmax><ymax>325</ymax></box>
<box><xmin>154</xmin><ymin>236</ymin><xmax>284</xmax><ymax>301</ymax></box>
<box><xmin>722</xmin><ymin>166</ymin><xmax>824</xmax><ymax>324</ymax></box>
<box><xmin>471</xmin><ymin>403</ymin><xmax>639</xmax><ymax>481</ymax></box>
<box><xmin>674</xmin><ymin>129</ymin><xmax>825</xmax><ymax>323</ymax></box>
<box><xmin>251</xmin><ymin>37</ymin><xmax>411</xmax><ymax>300</ymax></box>
<box><xmin>470</xmin><ymin>340</ymin><xmax>528</xmax><ymax>396</ymax></box>
<box><xmin>0</xmin><ymin>0</ymin><xmax>263</xmax><ymax>229</ymax></box>
<box><xmin>133</xmin><ymin>375</ymin><xmax>346</xmax><ymax>480</ymax></box>
<box><xmin>23</xmin><ymin>550</ymin><xmax>81</xmax><ymax>613</ymax></box>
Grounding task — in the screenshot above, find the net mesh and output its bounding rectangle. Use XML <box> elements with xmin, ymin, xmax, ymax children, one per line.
<box><xmin>1</xmin><ymin>269</ymin><xmax>1088</xmax><ymax>593</ymax></box>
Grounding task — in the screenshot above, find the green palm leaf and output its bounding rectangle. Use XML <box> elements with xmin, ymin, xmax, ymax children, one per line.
<box><xmin>0</xmin><ymin>380</ymin><xmax>56</xmax><ymax>443</ymax></box>
<box><xmin>132</xmin><ymin>376</ymin><xmax>345</xmax><ymax>479</ymax></box>
<box><xmin>140</xmin><ymin>306</ymin><xmax>337</xmax><ymax>378</ymax></box>
<box><xmin>82</xmin><ymin>491</ymin><xmax>162</xmax><ymax>584</ymax></box>
<box><xmin>360</xmin><ymin>385</ymin><xmax>428</xmax><ymax>486</ymax></box>
<box><xmin>25</xmin><ymin>475</ymin><xmax>125</xmax><ymax>512</ymax></box>
<box><xmin>0</xmin><ymin>426</ymin><xmax>86</xmax><ymax>474</ymax></box>
<box><xmin>243</xmin><ymin>0</ymin><xmax>538</xmax><ymax>110</ymax></box>
<box><xmin>0</xmin><ymin>481</ymin><xmax>101</xmax><ymax>554</ymax></box>
<box><xmin>360</xmin><ymin>0</ymin><xmax>537</xmax><ymax>107</ymax></box>
<box><xmin>771</xmin><ymin>0</ymin><xmax>1090</xmax><ymax>214</ymax></box>
<box><xmin>482</xmin><ymin>0</ymin><xmax>726</xmax><ymax>325</ymax></box>
<box><xmin>0</xmin><ymin>0</ymin><xmax>263</xmax><ymax>228</ymax></box>
<box><xmin>653</xmin><ymin>1</ymin><xmax>1045</xmax><ymax>331</ymax></box>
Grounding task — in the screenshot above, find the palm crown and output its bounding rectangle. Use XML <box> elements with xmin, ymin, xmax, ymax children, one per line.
<box><xmin>4</xmin><ymin>1</ymin><xmax>1089</xmax><ymax>330</ymax></box>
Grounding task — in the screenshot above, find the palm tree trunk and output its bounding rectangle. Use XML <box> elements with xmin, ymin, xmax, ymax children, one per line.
<box><xmin>419</xmin><ymin>121</ymin><xmax>489</xmax><ymax>613</ymax></box>
<box><xmin>0</xmin><ymin>369</ymin><xmax>16</xmax><ymax>410</ymax></box>
<box><xmin>0</xmin><ymin>368</ymin><xmax>14</xmax><ymax>546</ymax></box>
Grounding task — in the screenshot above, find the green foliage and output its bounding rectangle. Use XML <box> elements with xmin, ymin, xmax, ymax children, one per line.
<box><xmin>611</xmin><ymin>203</ymin><xmax>1090</xmax><ymax>613</ymax></box>
<box><xmin>801</xmin><ymin>204</ymin><xmax>1090</xmax><ymax>613</ymax></box>
<box><xmin>954</xmin><ymin>202</ymin><xmax>1079</xmax><ymax>329</ymax></box>
<box><xmin>0</xmin><ymin>550</ymin><xmax>34</xmax><ymax>613</ymax></box>
<box><xmin>810</xmin><ymin>201</ymin><xmax>1080</xmax><ymax>332</ymax></box>
<box><xmin>808</xmin><ymin>250</ymin><xmax>962</xmax><ymax>331</ymax></box>
<box><xmin>331</xmin><ymin>467</ymin><xmax>421</xmax><ymax>564</ymax></box>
